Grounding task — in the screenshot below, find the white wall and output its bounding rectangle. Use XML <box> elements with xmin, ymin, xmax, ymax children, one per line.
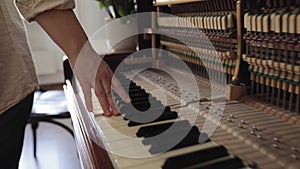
<box><xmin>74</xmin><ymin>0</ymin><xmax>107</xmax><ymax>37</ymax></box>
<box><xmin>26</xmin><ymin>0</ymin><xmax>106</xmax><ymax>85</ymax></box>
<box><xmin>26</xmin><ymin>22</ymin><xmax>65</xmax><ymax>85</ymax></box>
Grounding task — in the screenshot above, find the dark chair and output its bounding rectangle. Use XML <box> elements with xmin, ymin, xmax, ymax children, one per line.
<box><xmin>28</xmin><ymin>57</ymin><xmax>74</xmax><ymax>158</ymax></box>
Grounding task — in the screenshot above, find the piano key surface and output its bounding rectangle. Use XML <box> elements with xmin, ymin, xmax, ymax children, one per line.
<box><xmin>89</xmin><ymin>69</ymin><xmax>300</xmax><ymax>169</ymax></box>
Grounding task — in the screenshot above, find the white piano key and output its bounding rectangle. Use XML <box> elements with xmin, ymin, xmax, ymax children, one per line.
<box><xmin>113</xmin><ymin>142</ymin><xmax>221</xmax><ymax>169</ymax></box>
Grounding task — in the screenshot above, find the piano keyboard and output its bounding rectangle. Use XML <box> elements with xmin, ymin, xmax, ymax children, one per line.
<box><xmin>90</xmin><ymin>68</ymin><xmax>300</xmax><ymax>169</ymax></box>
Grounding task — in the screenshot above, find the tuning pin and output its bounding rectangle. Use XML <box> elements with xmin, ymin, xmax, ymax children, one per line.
<box><xmin>272</xmin><ymin>143</ymin><xmax>280</xmax><ymax>149</ymax></box>
<box><xmin>291</xmin><ymin>154</ymin><xmax>298</xmax><ymax>160</ymax></box>
<box><xmin>291</xmin><ymin>146</ymin><xmax>299</xmax><ymax>152</ymax></box>
<box><xmin>240</xmin><ymin>120</ymin><xmax>246</xmax><ymax>124</ymax></box>
<box><xmin>252</xmin><ymin>125</ymin><xmax>259</xmax><ymax>131</ymax></box>
<box><xmin>273</xmin><ymin>137</ymin><xmax>280</xmax><ymax>142</ymax></box>
<box><xmin>250</xmin><ymin>130</ymin><xmax>255</xmax><ymax>135</ymax></box>
<box><xmin>239</xmin><ymin>124</ymin><xmax>245</xmax><ymax>129</ymax></box>
<box><xmin>247</xmin><ymin>161</ymin><xmax>258</xmax><ymax>168</ymax></box>
<box><xmin>257</xmin><ymin>134</ymin><xmax>264</xmax><ymax>140</ymax></box>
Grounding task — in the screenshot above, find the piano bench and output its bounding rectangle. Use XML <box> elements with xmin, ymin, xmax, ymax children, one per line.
<box><xmin>27</xmin><ymin>90</ymin><xmax>74</xmax><ymax>158</ymax></box>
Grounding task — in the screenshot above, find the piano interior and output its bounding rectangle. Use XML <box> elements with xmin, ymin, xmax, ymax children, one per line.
<box><xmin>66</xmin><ymin>0</ymin><xmax>300</xmax><ymax>168</ymax></box>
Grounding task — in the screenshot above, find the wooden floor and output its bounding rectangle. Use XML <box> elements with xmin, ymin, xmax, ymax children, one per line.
<box><xmin>19</xmin><ymin>119</ymin><xmax>81</xmax><ymax>169</ymax></box>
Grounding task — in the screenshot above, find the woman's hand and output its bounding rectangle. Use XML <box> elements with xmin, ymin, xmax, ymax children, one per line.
<box><xmin>73</xmin><ymin>42</ymin><xmax>130</xmax><ymax>116</ymax></box>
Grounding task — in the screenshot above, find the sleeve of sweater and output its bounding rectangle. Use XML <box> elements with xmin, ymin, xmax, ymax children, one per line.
<box><xmin>15</xmin><ymin>0</ymin><xmax>75</xmax><ymax>22</ymax></box>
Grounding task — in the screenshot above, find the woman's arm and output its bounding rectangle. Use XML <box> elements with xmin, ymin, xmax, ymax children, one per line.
<box><xmin>34</xmin><ymin>9</ymin><xmax>85</xmax><ymax>67</ymax></box>
<box><xmin>34</xmin><ymin>9</ymin><xmax>130</xmax><ymax>116</ymax></box>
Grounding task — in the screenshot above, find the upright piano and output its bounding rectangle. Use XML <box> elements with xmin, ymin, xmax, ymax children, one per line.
<box><xmin>64</xmin><ymin>0</ymin><xmax>300</xmax><ymax>168</ymax></box>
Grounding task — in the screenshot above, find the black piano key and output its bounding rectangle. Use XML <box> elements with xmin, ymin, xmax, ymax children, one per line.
<box><xmin>131</xmin><ymin>98</ymin><xmax>159</xmax><ymax>105</ymax></box>
<box><xmin>113</xmin><ymin>84</ymin><xmax>144</xmax><ymax>98</ymax></box>
<box><xmin>131</xmin><ymin>98</ymin><xmax>163</xmax><ymax>106</ymax></box>
<box><xmin>136</xmin><ymin>120</ymin><xmax>189</xmax><ymax>137</ymax></box>
<box><xmin>115</xmin><ymin>92</ymin><xmax>150</xmax><ymax>101</ymax></box>
<box><xmin>147</xmin><ymin>127</ymin><xmax>205</xmax><ymax>154</ymax></box>
<box><xmin>129</xmin><ymin>89</ymin><xmax>148</xmax><ymax>96</ymax></box>
<box><xmin>121</xmin><ymin>105</ymin><xmax>168</xmax><ymax>122</ymax></box>
<box><xmin>127</xmin><ymin>85</ymin><xmax>141</xmax><ymax>90</ymax></box>
<box><xmin>116</xmin><ymin>98</ymin><xmax>154</xmax><ymax>109</ymax></box>
<box><xmin>116</xmin><ymin>95</ymin><xmax>159</xmax><ymax>107</ymax></box>
<box><xmin>131</xmin><ymin>100</ymin><xmax>160</xmax><ymax>107</ymax></box>
<box><xmin>122</xmin><ymin>100</ymin><xmax>163</xmax><ymax>112</ymax></box>
<box><xmin>163</xmin><ymin>106</ymin><xmax>171</xmax><ymax>112</ymax></box>
<box><xmin>113</xmin><ymin>95</ymin><xmax>149</xmax><ymax>111</ymax></box>
<box><xmin>185</xmin><ymin>155</ymin><xmax>244</xmax><ymax>169</ymax></box>
<box><xmin>162</xmin><ymin>145</ymin><xmax>228</xmax><ymax>169</ymax></box>
<box><xmin>123</xmin><ymin>105</ymin><xmax>169</xmax><ymax>119</ymax></box>
<box><xmin>130</xmin><ymin>96</ymin><xmax>155</xmax><ymax>103</ymax></box>
<box><xmin>129</xmin><ymin>93</ymin><xmax>150</xmax><ymax>99</ymax></box>
<box><xmin>122</xmin><ymin>99</ymin><xmax>152</xmax><ymax>107</ymax></box>
<box><xmin>126</xmin><ymin>105</ymin><xmax>172</xmax><ymax>117</ymax></box>
<box><xmin>127</xmin><ymin>110</ymin><xmax>178</xmax><ymax>127</ymax></box>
